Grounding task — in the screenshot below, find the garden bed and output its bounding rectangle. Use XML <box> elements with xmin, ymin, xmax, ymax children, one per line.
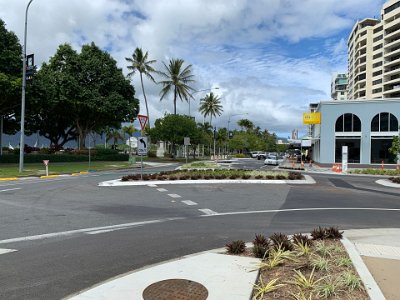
<box><xmin>225</xmin><ymin>227</ymin><xmax>369</xmax><ymax>300</ymax></box>
<box><xmin>121</xmin><ymin>169</ymin><xmax>304</xmax><ymax>181</ymax></box>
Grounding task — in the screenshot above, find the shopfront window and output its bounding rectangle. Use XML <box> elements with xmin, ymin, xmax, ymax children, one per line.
<box><xmin>371</xmin><ymin>112</ymin><xmax>398</xmax><ymax>132</ymax></box>
<box><xmin>371</xmin><ymin>138</ymin><xmax>396</xmax><ymax>164</ymax></box>
<box><xmin>335</xmin><ymin>138</ymin><xmax>361</xmax><ymax>163</ymax></box>
<box><xmin>335</xmin><ymin>113</ymin><xmax>361</xmax><ymax>132</ymax></box>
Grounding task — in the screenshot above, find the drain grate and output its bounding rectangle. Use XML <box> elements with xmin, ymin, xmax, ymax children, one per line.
<box><xmin>143</xmin><ymin>278</ymin><xmax>208</xmax><ymax>300</ymax></box>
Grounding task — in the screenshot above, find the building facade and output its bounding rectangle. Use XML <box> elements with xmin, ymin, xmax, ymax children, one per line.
<box><xmin>331</xmin><ymin>73</ymin><xmax>348</xmax><ymax>100</ymax></box>
<box><xmin>347</xmin><ymin>0</ymin><xmax>400</xmax><ymax>100</ymax></box>
<box><xmin>310</xmin><ymin>99</ymin><xmax>400</xmax><ymax>165</ymax></box>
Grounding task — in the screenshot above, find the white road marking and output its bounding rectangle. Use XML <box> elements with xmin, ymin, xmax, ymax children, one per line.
<box><xmin>147</xmin><ymin>184</ymin><xmax>158</xmax><ymax>187</ymax></box>
<box><xmin>182</xmin><ymin>200</ymin><xmax>198</xmax><ymax>206</ymax></box>
<box><xmin>0</xmin><ymin>188</ymin><xmax>21</xmax><ymax>193</ymax></box>
<box><xmin>168</xmin><ymin>194</ymin><xmax>181</xmax><ymax>198</ymax></box>
<box><xmin>0</xmin><ymin>248</ymin><xmax>17</xmax><ymax>255</ymax></box>
<box><xmin>199</xmin><ymin>208</ymin><xmax>218</xmax><ymax>215</ymax></box>
<box><xmin>0</xmin><ymin>217</ymin><xmax>184</xmax><ymax>244</ymax></box>
<box><xmin>200</xmin><ymin>207</ymin><xmax>400</xmax><ymax>217</ymax></box>
<box><xmin>157</xmin><ymin>188</ymin><xmax>168</xmax><ymax>192</ymax></box>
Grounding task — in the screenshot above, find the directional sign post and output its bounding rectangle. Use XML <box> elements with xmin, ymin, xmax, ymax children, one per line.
<box><xmin>138</xmin><ymin>136</ymin><xmax>148</xmax><ymax>179</ymax></box>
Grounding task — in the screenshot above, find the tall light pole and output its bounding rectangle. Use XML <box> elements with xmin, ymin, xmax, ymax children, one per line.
<box><xmin>227</xmin><ymin>112</ymin><xmax>248</xmax><ymax>154</ymax></box>
<box><xmin>19</xmin><ymin>0</ymin><xmax>35</xmax><ymax>173</ymax></box>
<box><xmin>189</xmin><ymin>87</ymin><xmax>219</xmax><ymax>116</ymax></box>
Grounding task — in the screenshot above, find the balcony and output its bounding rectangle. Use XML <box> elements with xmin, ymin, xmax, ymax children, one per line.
<box><xmin>384</xmin><ymin>45</ymin><xmax>400</xmax><ymax>58</ymax></box>
<box><xmin>384</xmin><ymin>64</ymin><xmax>400</xmax><ymax>76</ymax></box>
<box><xmin>382</xmin><ymin>84</ymin><xmax>400</xmax><ymax>95</ymax></box>
<box><xmin>384</xmin><ymin>27</ymin><xmax>400</xmax><ymax>40</ymax></box>
<box><xmin>385</xmin><ymin>36</ymin><xmax>400</xmax><ymax>48</ymax></box>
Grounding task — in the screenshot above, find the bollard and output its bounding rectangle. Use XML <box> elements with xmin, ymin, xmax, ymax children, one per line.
<box><xmin>381</xmin><ymin>160</ymin><xmax>384</xmax><ymax>170</ymax></box>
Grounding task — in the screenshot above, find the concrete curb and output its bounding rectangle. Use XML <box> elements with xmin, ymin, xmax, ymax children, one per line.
<box><xmin>341</xmin><ymin>237</ymin><xmax>386</xmax><ymax>300</ymax></box>
<box><xmin>376</xmin><ymin>178</ymin><xmax>400</xmax><ymax>188</ymax></box>
<box><xmin>0</xmin><ymin>177</ymin><xmax>18</xmax><ymax>181</ymax></box>
<box><xmin>98</xmin><ymin>175</ymin><xmax>316</xmax><ymax>187</ymax></box>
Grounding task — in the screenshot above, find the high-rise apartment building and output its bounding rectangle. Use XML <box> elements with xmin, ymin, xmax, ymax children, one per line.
<box><xmin>331</xmin><ymin>73</ymin><xmax>348</xmax><ymax>100</ymax></box>
<box><xmin>347</xmin><ymin>0</ymin><xmax>400</xmax><ymax>100</ymax></box>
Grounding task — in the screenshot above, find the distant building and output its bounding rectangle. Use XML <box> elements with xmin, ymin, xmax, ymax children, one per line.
<box><xmin>291</xmin><ymin>129</ymin><xmax>298</xmax><ymax>139</ymax></box>
<box><xmin>347</xmin><ymin>0</ymin><xmax>400</xmax><ymax>100</ymax></box>
<box><xmin>331</xmin><ymin>73</ymin><xmax>348</xmax><ymax>100</ymax></box>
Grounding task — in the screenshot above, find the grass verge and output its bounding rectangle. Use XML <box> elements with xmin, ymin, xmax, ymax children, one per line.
<box><xmin>0</xmin><ymin>161</ymin><xmax>136</xmax><ymax>177</ymax></box>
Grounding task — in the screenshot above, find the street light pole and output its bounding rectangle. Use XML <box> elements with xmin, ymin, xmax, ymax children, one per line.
<box><xmin>19</xmin><ymin>0</ymin><xmax>34</xmax><ymax>173</ymax></box>
<box><xmin>189</xmin><ymin>87</ymin><xmax>219</xmax><ymax>116</ymax></box>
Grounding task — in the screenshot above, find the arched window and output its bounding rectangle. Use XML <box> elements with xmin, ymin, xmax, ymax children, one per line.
<box><xmin>335</xmin><ymin>113</ymin><xmax>361</xmax><ymax>132</ymax></box>
<box><xmin>371</xmin><ymin>112</ymin><xmax>398</xmax><ymax>132</ymax></box>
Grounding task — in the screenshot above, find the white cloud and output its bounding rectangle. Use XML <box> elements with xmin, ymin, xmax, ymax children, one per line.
<box><xmin>0</xmin><ymin>0</ymin><xmax>386</xmax><ymax>136</ymax></box>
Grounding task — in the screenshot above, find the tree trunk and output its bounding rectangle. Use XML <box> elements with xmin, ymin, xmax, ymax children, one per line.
<box><xmin>140</xmin><ymin>73</ymin><xmax>150</xmax><ymax>129</ymax></box>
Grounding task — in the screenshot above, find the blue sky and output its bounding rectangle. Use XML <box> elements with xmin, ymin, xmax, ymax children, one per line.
<box><xmin>0</xmin><ymin>0</ymin><xmax>387</xmax><ymax>138</ymax></box>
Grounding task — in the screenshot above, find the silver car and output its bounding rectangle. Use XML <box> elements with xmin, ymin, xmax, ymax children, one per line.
<box><xmin>264</xmin><ymin>155</ymin><xmax>279</xmax><ymax>165</ymax></box>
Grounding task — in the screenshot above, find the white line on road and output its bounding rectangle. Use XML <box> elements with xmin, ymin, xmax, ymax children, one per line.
<box><xmin>200</xmin><ymin>207</ymin><xmax>400</xmax><ymax>217</ymax></box>
<box><xmin>157</xmin><ymin>188</ymin><xmax>168</xmax><ymax>192</ymax></box>
<box><xmin>199</xmin><ymin>208</ymin><xmax>218</xmax><ymax>215</ymax></box>
<box><xmin>168</xmin><ymin>194</ymin><xmax>181</xmax><ymax>198</ymax></box>
<box><xmin>0</xmin><ymin>217</ymin><xmax>184</xmax><ymax>244</ymax></box>
<box><xmin>0</xmin><ymin>248</ymin><xmax>17</xmax><ymax>255</ymax></box>
<box><xmin>147</xmin><ymin>184</ymin><xmax>158</xmax><ymax>187</ymax></box>
<box><xmin>0</xmin><ymin>188</ymin><xmax>21</xmax><ymax>193</ymax></box>
<box><xmin>181</xmin><ymin>200</ymin><xmax>198</xmax><ymax>206</ymax></box>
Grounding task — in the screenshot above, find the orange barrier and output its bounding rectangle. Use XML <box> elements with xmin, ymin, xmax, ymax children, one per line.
<box><xmin>331</xmin><ymin>164</ymin><xmax>342</xmax><ymax>173</ymax></box>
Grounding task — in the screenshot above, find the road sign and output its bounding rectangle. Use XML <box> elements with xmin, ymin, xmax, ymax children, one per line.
<box><xmin>43</xmin><ymin>160</ymin><xmax>49</xmax><ymax>166</ymax></box>
<box><xmin>184</xmin><ymin>137</ymin><xmax>190</xmax><ymax>146</ymax></box>
<box><xmin>138</xmin><ymin>115</ymin><xmax>148</xmax><ymax>131</ymax></box>
<box><xmin>138</xmin><ymin>136</ymin><xmax>148</xmax><ymax>155</ymax></box>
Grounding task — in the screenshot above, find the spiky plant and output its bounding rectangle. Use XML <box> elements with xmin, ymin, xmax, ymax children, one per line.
<box><xmin>288</xmin><ymin>267</ymin><xmax>324</xmax><ymax>290</ymax></box>
<box><xmin>253</xmin><ymin>234</ymin><xmax>269</xmax><ymax>247</ymax></box>
<box><xmin>292</xmin><ymin>233</ymin><xmax>313</xmax><ymax>247</ymax></box>
<box><xmin>317</xmin><ymin>277</ymin><xmax>342</xmax><ymax>299</ymax></box>
<box><xmin>253</xmin><ymin>277</ymin><xmax>285</xmax><ymax>300</ymax></box>
<box><xmin>310</xmin><ymin>255</ymin><xmax>330</xmax><ymax>272</ymax></box>
<box><xmin>311</xmin><ymin>226</ymin><xmax>327</xmax><ymax>240</ymax></box>
<box><xmin>270</xmin><ymin>233</ymin><xmax>294</xmax><ymax>251</ymax></box>
<box><xmin>225</xmin><ymin>240</ymin><xmax>246</xmax><ymax>254</ymax></box>
<box><xmin>314</xmin><ymin>241</ymin><xmax>333</xmax><ymax>258</ymax></box>
<box><xmin>340</xmin><ymin>271</ymin><xmax>363</xmax><ymax>291</ymax></box>
<box><xmin>325</xmin><ymin>227</ymin><xmax>343</xmax><ymax>239</ymax></box>
<box><xmin>335</xmin><ymin>256</ymin><xmax>352</xmax><ymax>267</ymax></box>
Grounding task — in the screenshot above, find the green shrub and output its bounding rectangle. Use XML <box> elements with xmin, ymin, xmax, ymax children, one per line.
<box><xmin>234</xmin><ymin>153</ymin><xmax>247</xmax><ymax>158</ymax></box>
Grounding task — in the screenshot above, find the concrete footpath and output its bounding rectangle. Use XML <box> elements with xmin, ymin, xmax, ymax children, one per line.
<box><xmin>65</xmin><ymin>228</ymin><xmax>400</xmax><ymax>300</ymax></box>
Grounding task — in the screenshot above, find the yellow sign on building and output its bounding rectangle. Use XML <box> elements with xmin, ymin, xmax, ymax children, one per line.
<box><xmin>303</xmin><ymin>112</ymin><xmax>321</xmax><ymax>124</ymax></box>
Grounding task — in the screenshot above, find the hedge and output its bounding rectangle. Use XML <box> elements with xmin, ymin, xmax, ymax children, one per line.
<box><xmin>0</xmin><ymin>153</ymin><xmax>129</xmax><ymax>163</ymax></box>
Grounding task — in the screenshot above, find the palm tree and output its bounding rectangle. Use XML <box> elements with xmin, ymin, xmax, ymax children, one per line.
<box><xmin>159</xmin><ymin>58</ymin><xmax>195</xmax><ymax>115</ymax></box>
<box><xmin>198</xmin><ymin>92</ymin><xmax>223</xmax><ymax>126</ymax></box>
<box><xmin>125</xmin><ymin>48</ymin><xmax>157</xmax><ymax>128</ymax></box>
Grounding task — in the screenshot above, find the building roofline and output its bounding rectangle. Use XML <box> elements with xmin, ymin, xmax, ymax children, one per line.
<box><xmin>319</xmin><ymin>98</ymin><xmax>400</xmax><ymax>105</ymax></box>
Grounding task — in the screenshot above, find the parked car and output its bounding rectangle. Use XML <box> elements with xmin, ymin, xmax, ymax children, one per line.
<box><xmin>250</xmin><ymin>151</ymin><xmax>264</xmax><ymax>158</ymax></box>
<box><xmin>257</xmin><ymin>152</ymin><xmax>267</xmax><ymax>160</ymax></box>
<box><xmin>264</xmin><ymin>155</ymin><xmax>280</xmax><ymax>165</ymax></box>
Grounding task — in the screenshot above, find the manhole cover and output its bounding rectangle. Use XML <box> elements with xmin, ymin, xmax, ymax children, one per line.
<box><xmin>143</xmin><ymin>278</ymin><xmax>208</xmax><ymax>300</ymax></box>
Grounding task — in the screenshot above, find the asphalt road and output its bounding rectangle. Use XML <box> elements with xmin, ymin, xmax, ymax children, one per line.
<box><xmin>0</xmin><ymin>159</ymin><xmax>399</xmax><ymax>299</ymax></box>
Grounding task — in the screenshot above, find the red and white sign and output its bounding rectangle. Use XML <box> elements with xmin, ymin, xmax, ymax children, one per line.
<box><xmin>137</xmin><ymin>114</ymin><xmax>148</xmax><ymax>130</ymax></box>
<box><xmin>43</xmin><ymin>160</ymin><xmax>49</xmax><ymax>166</ymax></box>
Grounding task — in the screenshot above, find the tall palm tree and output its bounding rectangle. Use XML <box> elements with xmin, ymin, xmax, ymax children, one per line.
<box><xmin>125</xmin><ymin>48</ymin><xmax>157</xmax><ymax>128</ymax></box>
<box><xmin>198</xmin><ymin>92</ymin><xmax>223</xmax><ymax>126</ymax></box>
<box><xmin>159</xmin><ymin>58</ymin><xmax>195</xmax><ymax>115</ymax></box>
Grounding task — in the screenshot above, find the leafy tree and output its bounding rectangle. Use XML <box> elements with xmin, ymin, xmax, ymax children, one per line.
<box><xmin>149</xmin><ymin>114</ymin><xmax>198</xmax><ymax>156</ymax></box>
<box><xmin>73</xmin><ymin>43</ymin><xmax>139</xmax><ymax>147</ymax></box>
<box><xmin>27</xmin><ymin>44</ymin><xmax>79</xmax><ymax>147</ymax></box>
<box><xmin>30</xmin><ymin>43</ymin><xmax>139</xmax><ymax>148</ymax></box>
<box><xmin>198</xmin><ymin>92</ymin><xmax>223</xmax><ymax>125</ymax></box>
<box><xmin>159</xmin><ymin>58</ymin><xmax>195</xmax><ymax>115</ymax></box>
<box><xmin>126</xmin><ymin>48</ymin><xmax>157</xmax><ymax>127</ymax></box>
<box><xmin>237</xmin><ymin>119</ymin><xmax>254</xmax><ymax>132</ymax></box>
<box><xmin>0</xmin><ymin>19</ymin><xmax>22</xmax><ymax>136</ymax></box>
